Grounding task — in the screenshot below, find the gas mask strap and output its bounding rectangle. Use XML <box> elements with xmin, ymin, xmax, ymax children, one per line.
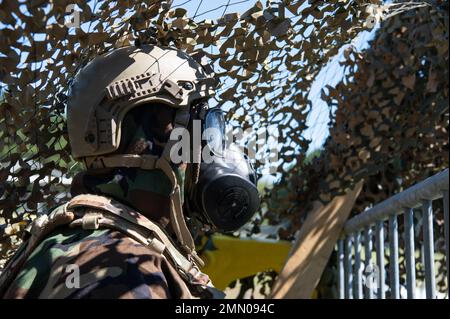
<box><xmin>156</xmin><ymin>158</ymin><xmax>204</xmax><ymax>267</ymax></box>
<box><xmin>187</xmin><ymin>102</ymin><xmax>206</xmax><ymax>191</ymax></box>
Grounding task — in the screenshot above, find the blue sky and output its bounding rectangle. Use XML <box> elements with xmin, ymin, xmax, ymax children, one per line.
<box><xmin>173</xmin><ymin>0</ymin><xmax>256</xmax><ymax>20</ymax></box>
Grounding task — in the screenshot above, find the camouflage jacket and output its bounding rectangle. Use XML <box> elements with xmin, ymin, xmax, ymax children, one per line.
<box><xmin>3</xmin><ymin>228</ymin><xmax>193</xmax><ymax>298</ymax></box>
<box><xmin>0</xmin><ymin>194</ymin><xmax>214</xmax><ymax>299</ymax></box>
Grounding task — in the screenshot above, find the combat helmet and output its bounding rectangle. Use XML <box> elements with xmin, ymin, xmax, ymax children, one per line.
<box><xmin>67</xmin><ymin>45</ymin><xmax>215</xmax><ymax>168</ymax></box>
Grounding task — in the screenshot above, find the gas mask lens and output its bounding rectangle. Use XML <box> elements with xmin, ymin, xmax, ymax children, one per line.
<box><xmin>203</xmin><ymin>108</ymin><xmax>225</xmax><ymax>156</ymax></box>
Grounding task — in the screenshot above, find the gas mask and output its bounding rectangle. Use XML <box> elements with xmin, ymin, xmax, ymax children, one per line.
<box><xmin>185</xmin><ymin>105</ymin><xmax>260</xmax><ymax>233</ymax></box>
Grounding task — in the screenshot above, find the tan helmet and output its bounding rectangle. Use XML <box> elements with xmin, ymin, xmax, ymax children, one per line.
<box><xmin>67</xmin><ymin>44</ymin><xmax>216</xmax><ymax>166</ymax></box>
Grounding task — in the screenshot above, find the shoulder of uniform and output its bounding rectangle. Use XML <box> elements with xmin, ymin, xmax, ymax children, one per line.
<box><xmin>24</xmin><ymin>193</ymin><xmax>116</xmax><ymax>241</ymax></box>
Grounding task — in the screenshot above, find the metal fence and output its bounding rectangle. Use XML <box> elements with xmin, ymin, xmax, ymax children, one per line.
<box><xmin>337</xmin><ymin>169</ymin><xmax>449</xmax><ymax>299</ymax></box>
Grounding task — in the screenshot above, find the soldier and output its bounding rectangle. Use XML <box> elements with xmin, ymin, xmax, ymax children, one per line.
<box><xmin>0</xmin><ymin>45</ymin><xmax>259</xmax><ymax>299</ymax></box>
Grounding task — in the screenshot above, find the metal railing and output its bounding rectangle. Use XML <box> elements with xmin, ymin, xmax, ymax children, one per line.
<box><xmin>337</xmin><ymin>169</ymin><xmax>449</xmax><ymax>299</ymax></box>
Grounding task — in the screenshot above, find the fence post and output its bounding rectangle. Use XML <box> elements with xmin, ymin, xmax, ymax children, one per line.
<box><xmin>338</xmin><ymin>240</ymin><xmax>345</xmax><ymax>299</ymax></box>
<box><xmin>404</xmin><ymin>207</ymin><xmax>416</xmax><ymax>299</ymax></box>
<box><xmin>422</xmin><ymin>200</ymin><xmax>436</xmax><ymax>299</ymax></box>
<box><xmin>388</xmin><ymin>215</ymin><xmax>399</xmax><ymax>299</ymax></box>
<box><xmin>354</xmin><ymin>232</ymin><xmax>363</xmax><ymax>299</ymax></box>
<box><xmin>344</xmin><ymin>236</ymin><xmax>353</xmax><ymax>299</ymax></box>
<box><xmin>375</xmin><ymin>221</ymin><xmax>385</xmax><ymax>299</ymax></box>
<box><xmin>364</xmin><ymin>226</ymin><xmax>373</xmax><ymax>299</ymax></box>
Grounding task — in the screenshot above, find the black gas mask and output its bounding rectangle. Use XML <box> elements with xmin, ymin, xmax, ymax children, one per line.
<box><xmin>185</xmin><ymin>105</ymin><xmax>260</xmax><ymax>233</ymax></box>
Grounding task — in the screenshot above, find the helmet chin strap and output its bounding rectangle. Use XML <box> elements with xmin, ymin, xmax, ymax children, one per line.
<box><xmin>158</xmin><ymin>105</ymin><xmax>205</xmax><ymax>267</ymax></box>
<box><xmin>156</xmin><ymin>157</ymin><xmax>204</xmax><ymax>267</ymax></box>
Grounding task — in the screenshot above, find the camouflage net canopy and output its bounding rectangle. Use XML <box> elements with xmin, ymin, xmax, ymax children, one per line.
<box><xmin>268</xmin><ymin>1</ymin><xmax>449</xmax><ymax>239</ymax></box>
<box><xmin>0</xmin><ymin>0</ymin><xmax>448</xmax><ymax>274</ymax></box>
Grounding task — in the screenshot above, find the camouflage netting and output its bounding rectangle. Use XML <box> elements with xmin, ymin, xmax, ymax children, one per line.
<box><xmin>265</xmin><ymin>1</ymin><xmax>449</xmax><ymax>239</ymax></box>
<box><xmin>0</xmin><ymin>0</ymin><xmax>448</xmax><ymax>296</ymax></box>
<box><xmin>266</xmin><ymin>2</ymin><xmax>448</xmax><ymax>298</ymax></box>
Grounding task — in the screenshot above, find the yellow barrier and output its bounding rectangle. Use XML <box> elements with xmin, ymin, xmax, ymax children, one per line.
<box><xmin>198</xmin><ymin>234</ymin><xmax>292</xmax><ymax>290</ymax></box>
